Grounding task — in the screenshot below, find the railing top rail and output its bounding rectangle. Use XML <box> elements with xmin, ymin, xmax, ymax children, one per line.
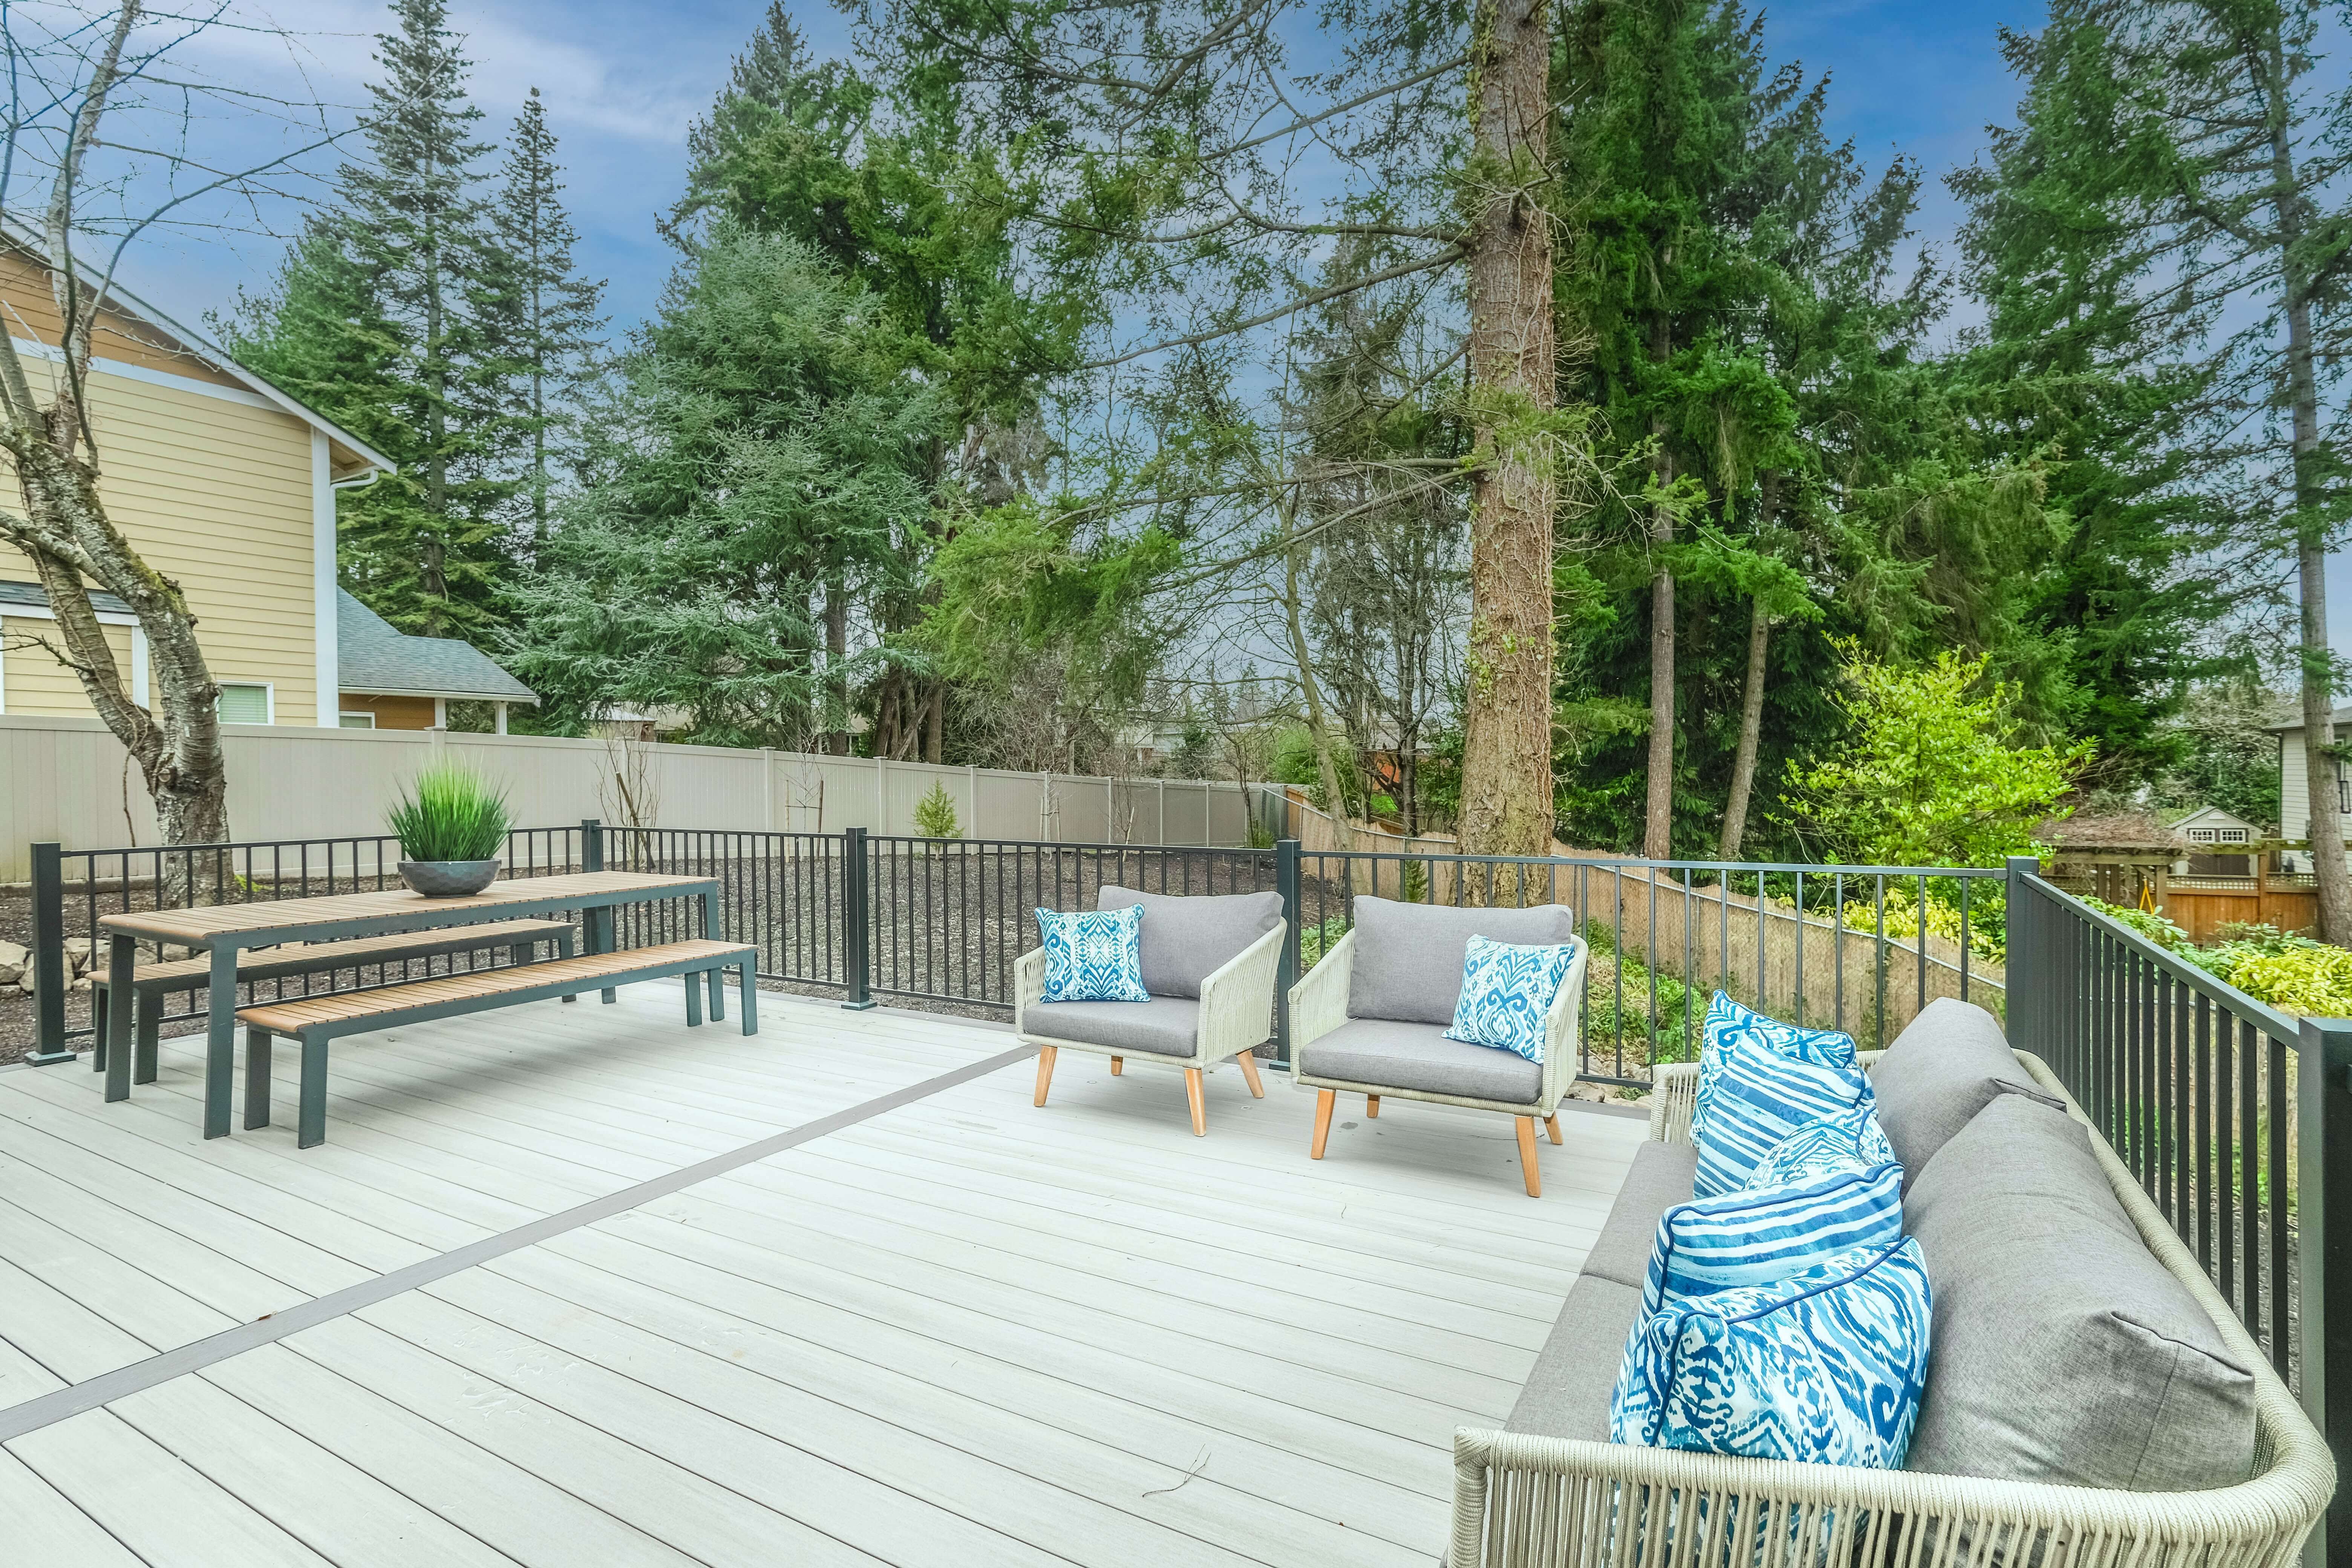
<box><xmin>863</xmin><ymin>834</ymin><xmax>1269</xmax><ymax>854</ymax></box>
<box><xmin>2025</xmin><ymin>870</ymin><xmax>2301</xmax><ymax>1046</ymax></box>
<box><xmin>1292</xmin><ymin>848</ymin><xmax>2009</xmax><ymax>877</ymax></box>
<box><xmin>51</xmin><ymin>824</ymin><xmax>584</xmax><ymax>860</ymax></box>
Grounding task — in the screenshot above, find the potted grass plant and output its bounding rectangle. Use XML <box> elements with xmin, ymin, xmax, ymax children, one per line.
<box><xmin>388</xmin><ymin>762</ymin><xmax>513</xmax><ymax>896</ymax></box>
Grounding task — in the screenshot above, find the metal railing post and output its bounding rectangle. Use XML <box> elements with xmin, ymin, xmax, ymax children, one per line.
<box><xmin>2298</xmin><ymin>1015</ymin><xmax>2352</xmax><ymax>1567</ymax></box>
<box><xmin>26</xmin><ymin>842</ymin><xmax>74</xmax><ymax>1064</ymax></box>
<box><xmin>842</xmin><ymin>826</ymin><xmax>876</xmax><ymax>1010</ymax></box>
<box><xmin>1272</xmin><ymin>837</ymin><xmax>1300</xmax><ymax>1070</ymax></box>
<box><xmin>2005</xmin><ymin>856</ymin><xmax>2041</xmax><ymax>1057</ymax></box>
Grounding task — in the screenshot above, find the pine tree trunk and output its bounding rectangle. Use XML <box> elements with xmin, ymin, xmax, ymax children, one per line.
<box><xmin>1642</xmin><ymin>309</ymin><xmax>1676</xmax><ymax>861</ymax></box>
<box><xmin>2265</xmin><ymin>29</ymin><xmax>2352</xmax><ymax>944</ymax></box>
<box><xmin>823</xmin><ymin>581</ymin><xmax>850</xmax><ymax>756</ymax></box>
<box><xmin>923</xmin><ymin>680</ymin><xmax>944</xmax><ymax>763</ymax></box>
<box><xmin>1720</xmin><ymin>595</ymin><xmax>1770</xmax><ymax>861</ymax></box>
<box><xmin>1456</xmin><ymin>0</ymin><xmax>1556</xmax><ymax>876</ymax></box>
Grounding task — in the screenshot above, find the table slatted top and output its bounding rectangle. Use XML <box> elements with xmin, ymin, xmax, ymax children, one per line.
<box><xmin>235</xmin><ymin>938</ymin><xmax>749</xmax><ymax>1033</ymax></box>
<box><xmin>125</xmin><ymin>917</ymin><xmax>578</xmax><ymax>986</ymax></box>
<box><xmin>98</xmin><ymin>871</ymin><xmax>714</xmax><ymax>943</ymax></box>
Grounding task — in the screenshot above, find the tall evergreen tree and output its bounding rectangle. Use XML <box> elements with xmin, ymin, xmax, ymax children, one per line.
<box><xmin>480</xmin><ymin>87</ymin><xmax>606</xmax><ymax>552</ymax></box>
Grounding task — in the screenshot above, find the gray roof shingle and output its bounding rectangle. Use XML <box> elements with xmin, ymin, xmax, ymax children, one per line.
<box><xmin>0</xmin><ymin>578</ymin><xmax>132</xmax><ymax>616</ymax></box>
<box><xmin>337</xmin><ymin>591</ymin><xmax>536</xmax><ymax>703</ymax></box>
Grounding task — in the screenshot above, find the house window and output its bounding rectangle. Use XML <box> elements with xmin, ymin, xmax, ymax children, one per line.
<box><xmin>2216</xmin><ymin>827</ymin><xmax>2249</xmax><ymax>843</ymax></box>
<box><xmin>2341</xmin><ymin>774</ymin><xmax>2349</xmax><ymax>816</ymax></box>
<box><xmin>216</xmin><ymin>683</ymin><xmax>272</xmax><ymax>724</ymax></box>
<box><xmin>338</xmin><ymin>712</ymin><xmax>376</xmax><ymax>729</ymax></box>
<box><xmin>2189</xmin><ymin>827</ymin><xmax>2216</xmax><ymax>844</ymax></box>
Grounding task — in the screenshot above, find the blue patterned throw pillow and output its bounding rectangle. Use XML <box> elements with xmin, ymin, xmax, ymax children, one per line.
<box><xmin>1692</xmin><ymin>1009</ymin><xmax>1874</xmax><ymax>1198</ymax></box>
<box><xmin>1640</xmin><ymin>1162</ymin><xmax>1904</xmax><ymax>1316</ymax></box>
<box><xmin>1035</xmin><ymin>906</ymin><xmax>1150</xmax><ymax>1003</ymax></box>
<box><xmin>1742</xmin><ymin>1106</ymin><xmax>1900</xmax><ymax>1192</ymax></box>
<box><xmin>1703</xmin><ymin>989</ymin><xmax>1857</xmax><ymax>1070</ymax></box>
<box><xmin>1443</xmin><ymin>934</ymin><xmax>1580</xmax><ymax>1064</ymax></box>
<box><xmin>1610</xmin><ymin>1238</ymin><xmax>1932</xmax><ymax>1469</ymax></box>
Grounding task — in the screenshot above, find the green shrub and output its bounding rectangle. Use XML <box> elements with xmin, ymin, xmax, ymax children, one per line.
<box><xmin>2082</xmin><ymin>896</ymin><xmax>2192</xmax><ymax>953</ymax></box>
<box><xmin>387</xmin><ymin>763</ymin><xmax>511</xmax><ymax>862</ymax></box>
<box><xmin>912</xmin><ymin>779</ymin><xmax>961</xmax><ymax>839</ymax></box>
<box><xmin>1298</xmin><ymin>917</ymin><xmax>1350</xmax><ymax>970</ymax></box>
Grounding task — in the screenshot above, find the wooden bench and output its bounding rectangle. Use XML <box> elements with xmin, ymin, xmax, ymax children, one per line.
<box><xmin>93</xmin><ymin>918</ymin><xmax>580</xmax><ymax>1084</ymax></box>
<box><xmin>236</xmin><ymin>938</ymin><xmax>760</xmax><ymax>1147</ymax></box>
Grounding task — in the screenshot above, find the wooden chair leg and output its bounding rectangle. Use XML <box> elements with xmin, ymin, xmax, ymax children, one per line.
<box><xmin>1033</xmin><ymin>1045</ymin><xmax>1057</xmax><ymax>1107</ymax></box>
<box><xmin>1310</xmin><ymin>1089</ymin><xmax>1335</xmax><ymax>1159</ymax></box>
<box><xmin>1366</xmin><ymin>1093</ymin><xmax>1380</xmax><ymax>1118</ymax></box>
<box><xmin>1233</xmin><ymin>1049</ymin><xmax>1265</xmax><ymax>1098</ymax></box>
<box><xmin>1110</xmin><ymin>1055</ymin><xmax>1123</xmax><ymax>1076</ymax></box>
<box><xmin>1184</xmin><ymin>1067</ymin><xmax>1206</xmax><ymax>1136</ymax></box>
<box><xmin>1545</xmin><ymin>1113</ymin><xmax>1563</xmax><ymax>1145</ymax></box>
<box><xmin>1515</xmin><ymin>1116</ymin><xmax>1543</xmax><ymax>1198</ymax></box>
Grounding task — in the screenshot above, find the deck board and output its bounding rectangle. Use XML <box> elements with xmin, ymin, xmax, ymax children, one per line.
<box><xmin>0</xmin><ymin>986</ymin><xmax>1641</xmax><ymax>1566</ymax></box>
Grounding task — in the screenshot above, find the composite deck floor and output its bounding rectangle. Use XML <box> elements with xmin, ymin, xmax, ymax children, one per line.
<box><xmin>0</xmin><ymin>983</ymin><xmax>1644</xmax><ymax>1567</ymax></box>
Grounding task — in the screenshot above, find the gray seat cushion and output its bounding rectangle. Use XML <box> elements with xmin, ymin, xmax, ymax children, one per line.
<box><xmin>1097</xmin><ymin>886</ymin><xmax>1284</xmax><ymax>998</ymax></box>
<box><xmin>1579</xmin><ymin>1140</ymin><xmax>1698</xmax><ymax>1290</ymax></box>
<box><xmin>1348</xmin><ymin>895</ymin><xmax>1578</xmax><ymax>1026</ymax></box>
<box><xmin>1297</xmin><ymin>1017</ymin><xmax>1542</xmax><ymax>1103</ymax></box>
<box><xmin>1870</xmin><ymin>997</ymin><xmax>2062</xmax><ymax>1172</ymax></box>
<box><xmin>1507</xmin><ymin>1274</ymin><xmax>1642</xmax><ymax>1441</ymax></box>
<box><xmin>1902</xmin><ymin>1093</ymin><xmax>2259</xmax><ymax>1492</ymax></box>
<box><xmin>1027</xmin><ymin>996</ymin><xmax>1199</xmax><ymax>1057</ymax></box>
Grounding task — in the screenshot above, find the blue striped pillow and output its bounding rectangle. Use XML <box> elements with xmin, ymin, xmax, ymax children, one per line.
<box><xmin>1742</xmin><ymin>1106</ymin><xmax>1900</xmax><ymax>1191</ymax></box>
<box><xmin>1610</xmin><ymin>1238</ymin><xmax>1932</xmax><ymax>1468</ymax></box>
<box><xmin>1703</xmin><ymin>989</ymin><xmax>1857</xmax><ymax>1070</ymax></box>
<box><xmin>1640</xmin><ymin>1162</ymin><xmax>1904</xmax><ymax>1317</ymax></box>
<box><xmin>1693</xmin><ymin>1022</ymin><xmax>1875</xmax><ymax>1198</ymax></box>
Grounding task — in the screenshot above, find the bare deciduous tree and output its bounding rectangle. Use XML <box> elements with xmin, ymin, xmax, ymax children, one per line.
<box><xmin>0</xmin><ymin>3</ymin><xmax>346</xmax><ymax>847</ymax></box>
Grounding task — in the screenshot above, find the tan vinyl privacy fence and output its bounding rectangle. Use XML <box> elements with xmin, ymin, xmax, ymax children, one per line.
<box><xmin>0</xmin><ymin>713</ymin><xmax>1254</xmax><ymax>882</ymax></box>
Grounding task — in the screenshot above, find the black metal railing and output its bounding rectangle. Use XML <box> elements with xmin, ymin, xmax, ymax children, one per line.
<box><xmin>2006</xmin><ymin>858</ymin><xmax>2349</xmax><ymax>1542</ymax></box>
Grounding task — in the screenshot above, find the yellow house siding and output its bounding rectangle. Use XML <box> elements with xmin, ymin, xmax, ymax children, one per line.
<box><xmin>0</xmin><ymin>362</ymin><xmax>320</xmax><ymax>724</ymax></box>
<box><xmin>0</xmin><ymin>616</ymin><xmax>131</xmax><ymax>713</ymax></box>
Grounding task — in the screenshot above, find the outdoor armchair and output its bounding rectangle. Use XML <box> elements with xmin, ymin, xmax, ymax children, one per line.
<box><xmin>1289</xmin><ymin>895</ymin><xmax>1586</xmax><ymax>1196</ymax></box>
<box><xmin>1015</xmin><ymin>885</ymin><xmax>1285</xmax><ymax>1135</ymax></box>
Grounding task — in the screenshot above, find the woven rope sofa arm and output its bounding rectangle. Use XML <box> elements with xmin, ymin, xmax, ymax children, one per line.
<box><xmin>1286</xmin><ymin>928</ymin><xmax>1355</xmax><ymax>1078</ymax></box>
<box><xmin>1537</xmin><ymin>945</ymin><xmax>1590</xmax><ymax>1110</ymax></box>
<box><xmin>1647</xmin><ymin>1061</ymin><xmax>1699</xmax><ymax>1144</ymax></box>
<box><xmin>1012</xmin><ymin>946</ymin><xmax>1044</xmax><ymax>1035</ymax></box>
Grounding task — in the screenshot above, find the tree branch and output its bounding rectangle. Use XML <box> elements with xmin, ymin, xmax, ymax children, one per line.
<box><xmin>1081</xmin><ymin>244</ymin><xmax>1464</xmax><ymax>369</ymax></box>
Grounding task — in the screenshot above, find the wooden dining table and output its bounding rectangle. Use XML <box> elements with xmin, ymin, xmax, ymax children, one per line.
<box><xmin>96</xmin><ymin>871</ymin><xmax>723</xmax><ymax>1139</ymax></box>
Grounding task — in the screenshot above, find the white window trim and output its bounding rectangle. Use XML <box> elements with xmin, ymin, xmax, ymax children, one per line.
<box><xmin>217</xmin><ymin>680</ymin><xmax>275</xmax><ymax>725</ymax></box>
<box><xmin>2</xmin><ymin>603</ymin><xmax>147</xmax><ymax>707</ymax></box>
<box><xmin>338</xmin><ymin>711</ymin><xmax>377</xmax><ymax>729</ymax></box>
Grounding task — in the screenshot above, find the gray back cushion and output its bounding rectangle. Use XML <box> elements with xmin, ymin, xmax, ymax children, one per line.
<box><xmin>1870</xmin><ymin>997</ymin><xmax>2061</xmax><ymax>1172</ymax></box>
<box><xmin>1095</xmin><ymin>886</ymin><xmax>1283</xmax><ymax>998</ymax></box>
<box><xmin>1347</xmin><ymin>895</ymin><xmax>1576</xmax><ymax>1025</ymax></box>
<box><xmin>1902</xmin><ymin>1093</ymin><xmax>2259</xmax><ymax>1492</ymax></box>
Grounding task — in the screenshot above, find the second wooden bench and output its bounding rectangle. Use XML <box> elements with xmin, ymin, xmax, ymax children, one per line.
<box><xmin>236</xmin><ymin>937</ymin><xmax>760</xmax><ymax>1147</ymax></box>
<box><xmin>93</xmin><ymin>917</ymin><xmax>580</xmax><ymax>1083</ymax></box>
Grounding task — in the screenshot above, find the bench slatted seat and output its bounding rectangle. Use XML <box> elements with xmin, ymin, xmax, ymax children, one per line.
<box><xmin>237</xmin><ymin>938</ymin><xmax>760</xmax><ymax>1148</ymax></box>
<box><xmin>93</xmin><ymin>917</ymin><xmax>580</xmax><ymax>1083</ymax></box>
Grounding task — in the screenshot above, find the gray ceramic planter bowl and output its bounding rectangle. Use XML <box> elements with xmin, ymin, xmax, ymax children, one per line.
<box><xmin>398</xmin><ymin>858</ymin><xmax>502</xmax><ymax>897</ymax></box>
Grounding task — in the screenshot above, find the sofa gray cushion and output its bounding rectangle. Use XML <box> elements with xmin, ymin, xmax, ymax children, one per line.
<box><xmin>1348</xmin><ymin>895</ymin><xmax>1577</xmax><ymax>1026</ymax></box>
<box><xmin>1579</xmin><ymin>1140</ymin><xmax>1698</xmax><ymax>1290</ymax></box>
<box><xmin>1097</xmin><ymin>886</ymin><xmax>1284</xmax><ymax>998</ymax></box>
<box><xmin>1507</xmin><ymin>1275</ymin><xmax>1642</xmax><ymax>1442</ymax></box>
<box><xmin>1903</xmin><ymin>1093</ymin><xmax>2259</xmax><ymax>1492</ymax></box>
<box><xmin>1027</xmin><ymin>996</ymin><xmax>1199</xmax><ymax>1057</ymax></box>
<box><xmin>1298</xmin><ymin>1017</ymin><xmax>1543</xmax><ymax>1103</ymax></box>
<box><xmin>1870</xmin><ymin>997</ymin><xmax>2062</xmax><ymax>1172</ymax></box>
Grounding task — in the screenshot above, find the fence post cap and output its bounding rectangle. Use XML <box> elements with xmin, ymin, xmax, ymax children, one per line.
<box><xmin>2004</xmin><ymin>854</ymin><xmax>2041</xmax><ymax>875</ymax></box>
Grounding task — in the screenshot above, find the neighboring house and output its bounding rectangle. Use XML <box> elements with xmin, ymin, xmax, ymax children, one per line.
<box><xmin>335</xmin><ymin>591</ymin><xmax>536</xmax><ymax>731</ymax></box>
<box><xmin>2167</xmin><ymin>804</ymin><xmax>2265</xmax><ymax>876</ymax></box>
<box><xmin>2265</xmin><ymin>706</ymin><xmax>2352</xmax><ymax>845</ymax></box>
<box><xmin>0</xmin><ymin>232</ymin><xmax>390</xmax><ymax>725</ymax></box>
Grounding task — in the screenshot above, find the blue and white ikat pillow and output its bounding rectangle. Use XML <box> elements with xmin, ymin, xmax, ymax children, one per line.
<box><xmin>1692</xmin><ymin>998</ymin><xmax>1875</xmax><ymax>1198</ymax></box>
<box><xmin>1035</xmin><ymin>905</ymin><xmax>1150</xmax><ymax>1003</ymax></box>
<box><xmin>1609</xmin><ymin>1237</ymin><xmax>1932</xmax><ymax>1469</ymax></box>
<box><xmin>1443</xmin><ymin>934</ymin><xmax>1580</xmax><ymax>1064</ymax></box>
<box><xmin>1703</xmin><ymin>990</ymin><xmax>1857</xmax><ymax>1070</ymax></box>
<box><xmin>1638</xmin><ymin>1162</ymin><xmax>1905</xmax><ymax>1318</ymax></box>
<box><xmin>1742</xmin><ymin>1106</ymin><xmax>1901</xmax><ymax>1192</ymax></box>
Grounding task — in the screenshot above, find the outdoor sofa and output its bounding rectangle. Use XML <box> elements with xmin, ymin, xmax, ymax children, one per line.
<box><xmin>1289</xmin><ymin>895</ymin><xmax>1587</xmax><ymax>1196</ymax></box>
<box><xmin>1015</xmin><ymin>885</ymin><xmax>1285</xmax><ymax>1134</ymax></box>
<box><xmin>1448</xmin><ymin>997</ymin><xmax>2336</xmax><ymax>1567</ymax></box>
